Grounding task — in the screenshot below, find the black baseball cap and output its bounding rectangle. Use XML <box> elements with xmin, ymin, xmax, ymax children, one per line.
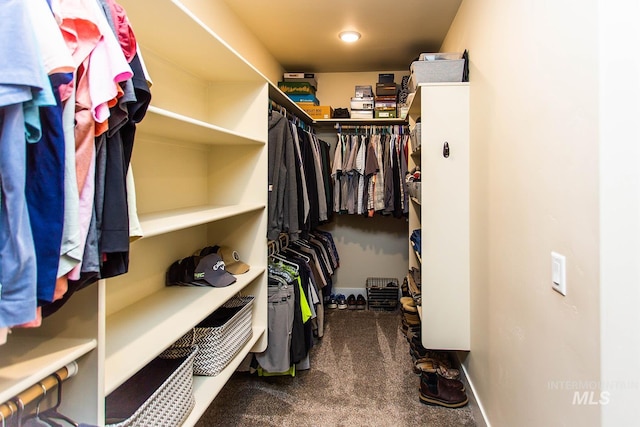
<box><xmin>193</xmin><ymin>253</ymin><xmax>236</xmax><ymax>287</ymax></box>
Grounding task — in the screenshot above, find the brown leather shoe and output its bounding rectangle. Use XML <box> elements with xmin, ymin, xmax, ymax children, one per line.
<box><xmin>419</xmin><ymin>371</ymin><xmax>465</xmax><ymax>392</ymax></box>
<box><xmin>419</xmin><ymin>373</ymin><xmax>468</xmax><ymax>408</ymax></box>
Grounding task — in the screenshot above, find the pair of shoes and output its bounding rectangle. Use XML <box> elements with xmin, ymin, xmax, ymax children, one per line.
<box><xmin>356</xmin><ymin>294</ymin><xmax>366</xmax><ymax>309</ymax></box>
<box><xmin>413</xmin><ymin>357</ymin><xmax>461</xmax><ymax>381</ymax></box>
<box><xmin>326</xmin><ymin>294</ymin><xmax>338</xmax><ymax>309</ymax></box>
<box><xmin>336</xmin><ymin>294</ymin><xmax>348</xmax><ymax>310</ymax></box>
<box><xmin>419</xmin><ymin>372</ymin><xmax>468</xmax><ymax>408</ymax></box>
<box><xmin>347</xmin><ymin>294</ymin><xmax>357</xmax><ymax>310</ymax></box>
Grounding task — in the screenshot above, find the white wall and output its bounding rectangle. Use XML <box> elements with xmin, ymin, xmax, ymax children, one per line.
<box><xmin>599</xmin><ymin>1</ymin><xmax>640</xmax><ymax>425</ymax></box>
<box><xmin>442</xmin><ymin>1</ymin><xmax>601</xmax><ymax>426</ymax></box>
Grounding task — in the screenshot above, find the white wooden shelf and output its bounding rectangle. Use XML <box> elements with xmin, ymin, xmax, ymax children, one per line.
<box><xmin>121</xmin><ymin>1</ymin><xmax>263</xmax><ymax>83</ymax></box>
<box><xmin>138</xmin><ymin>204</ymin><xmax>265</xmax><ymax>238</ymax></box>
<box><xmin>139</xmin><ymin>106</ymin><xmax>265</xmax><ymax>146</ymax></box>
<box><xmin>105</xmin><ymin>267</ymin><xmax>266</xmax><ymax>394</ymax></box>
<box><xmin>182</xmin><ymin>325</ymin><xmax>265</xmax><ymax>426</ymax></box>
<box><xmin>0</xmin><ymin>337</ymin><xmax>97</xmax><ymax>403</ymax></box>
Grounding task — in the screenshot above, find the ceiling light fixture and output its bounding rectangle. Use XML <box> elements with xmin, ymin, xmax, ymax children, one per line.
<box><xmin>339</xmin><ymin>31</ymin><xmax>361</xmax><ymax>43</ymax></box>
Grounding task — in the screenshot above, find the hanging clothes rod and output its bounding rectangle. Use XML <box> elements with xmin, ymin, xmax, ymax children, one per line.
<box><xmin>269</xmin><ymin>99</ymin><xmax>314</xmax><ymax>129</ymax></box>
<box><xmin>0</xmin><ymin>361</ymin><xmax>78</xmax><ymax>421</ymax></box>
<box><xmin>334</xmin><ymin>123</ymin><xmax>409</xmax><ymax>133</ymax></box>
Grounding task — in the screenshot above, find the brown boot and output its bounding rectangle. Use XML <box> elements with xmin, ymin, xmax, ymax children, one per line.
<box><xmin>419</xmin><ymin>372</ymin><xmax>468</xmax><ymax>408</ymax></box>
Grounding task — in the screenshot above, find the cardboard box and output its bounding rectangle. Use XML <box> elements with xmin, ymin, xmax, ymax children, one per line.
<box><xmin>350</xmin><ymin>97</ymin><xmax>374</xmax><ymax>110</ymax></box>
<box><xmin>378</xmin><ymin>73</ymin><xmax>395</xmax><ymax>83</ymax></box>
<box><xmin>355</xmin><ymin>85</ymin><xmax>373</xmax><ymax>98</ymax></box>
<box><xmin>374</xmin><ymin>97</ymin><xmax>397</xmax><ymax>109</ymax></box>
<box><xmin>376</xmin><ymin>82</ymin><xmax>397</xmax><ymax>96</ymax></box>
<box><xmin>299</xmin><ymin>104</ymin><xmax>333</xmax><ymax>119</ymax></box>
<box><xmin>278</xmin><ymin>81</ymin><xmax>316</xmax><ymax>95</ymax></box>
<box><xmin>350</xmin><ymin>109</ymin><xmax>374</xmax><ymax>119</ymax></box>
<box><xmin>284</xmin><ymin>72</ymin><xmax>315</xmax><ymax>79</ymax></box>
<box><xmin>288</xmin><ymin>93</ymin><xmax>319</xmax><ymax>105</ymax></box>
<box><xmin>374</xmin><ymin>109</ymin><xmax>397</xmax><ymax>119</ymax></box>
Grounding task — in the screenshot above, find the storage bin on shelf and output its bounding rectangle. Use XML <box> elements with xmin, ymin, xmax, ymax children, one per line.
<box><xmin>105</xmin><ymin>345</ymin><xmax>197</xmax><ymax>427</ymax></box>
<box><xmin>366</xmin><ymin>277</ymin><xmax>400</xmax><ymax>311</ymax></box>
<box><xmin>409</xmin><ymin>52</ymin><xmax>465</xmax><ymax>92</ymax></box>
<box><xmin>164</xmin><ymin>295</ymin><xmax>254</xmax><ymax>376</ymax></box>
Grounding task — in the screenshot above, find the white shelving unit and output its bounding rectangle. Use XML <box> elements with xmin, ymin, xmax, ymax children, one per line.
<box><xmin>407</xmin><ymin>83</ymin><xmax>470</xmax><ymax>351</ymax></box>
<box><xmin>2</xmin><ymin>1</ymin><xmax>274</xmax><ymax>425</ymax></box>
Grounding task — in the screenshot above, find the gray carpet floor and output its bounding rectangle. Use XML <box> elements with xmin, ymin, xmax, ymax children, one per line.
<box><xmin>196</xmin><ymin>309</ymin><xmax>477</xmax><ymax>427</ymax></box>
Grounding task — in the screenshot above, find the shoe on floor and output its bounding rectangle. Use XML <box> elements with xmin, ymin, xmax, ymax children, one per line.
<box><xmin>419</xmin><ymin>372</ymin><xmax>468</xmax><ymax>408</ymax></box>
<box><xmin>337</xmin><ymin>294</ymin><xmax>348</xmax><ymax>310</ymax></box>
<box><xmin>347</xmin><ymin>294</ymin><xmax>357</xmax><ymax>310</ymax></box>
<box><xmin>420</xmin><ymin>371</ymin><xmax>465</xmax><ymax>392</ymax></box>
<box><xmin>356</xmin><ymin>294</ymin><xmax>366</xmax><ymax>310</ymax></box>
<box><xmin>326</xmin><ymin>294</ymin><xmax>338</xmax><ymax>309</ymax></box>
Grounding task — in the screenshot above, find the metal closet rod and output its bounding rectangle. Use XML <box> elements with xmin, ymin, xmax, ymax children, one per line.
<box><xmin>0</xmin><ymin>361</ymin><xmax>78</xmax><ymax>421</ymax></box>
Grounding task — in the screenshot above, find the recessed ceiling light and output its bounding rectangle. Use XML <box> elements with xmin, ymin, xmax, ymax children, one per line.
<box><xmin>339</xmin><ymin>31</ymin><xmax>361</xmax><ymax>43</ymax></box>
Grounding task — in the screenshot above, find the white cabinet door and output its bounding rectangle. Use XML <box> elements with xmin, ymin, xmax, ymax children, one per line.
<box><xmin>419</xmin><ymin>84</ymin><xmax>470</xmax><ymax>350</ymax></box>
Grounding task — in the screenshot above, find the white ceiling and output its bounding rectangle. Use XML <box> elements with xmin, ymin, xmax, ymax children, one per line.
<box><xmin>221</xmin><ymin>0</ymin><xmax>463</xmax><ymax>73</ymax></box>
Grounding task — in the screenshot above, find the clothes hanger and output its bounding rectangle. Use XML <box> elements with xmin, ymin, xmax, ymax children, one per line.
<box><xmin>270</xmin><ymin>254</ymin><xmax>299</xmax><ymax>273</ymax></box>
<box><xmin>39</xmin><ymin>374</ymin><xmax>78</xmax><ymax>427</ymax></box>
<box><xmin>292</xmin><ymin>239</ymin><xmax>311</xmax><ymax>249</ymax></box>
<box><xmin>282</xmin><ymin>246</ymin><xmax>310</xmax><ymax>263</ymax></box>
<box><xmin>22</xmin><ymin>384</ymin><xmax>50</xmax><ymax>427</ymax></box>
<box><xmin>13</xmin><ymin>395</ymin><xmax>25</xmax><ymax>427</ymax></box>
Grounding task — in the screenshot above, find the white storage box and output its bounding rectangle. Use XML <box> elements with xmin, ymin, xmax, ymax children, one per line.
<box><xmin>410</xmin><ymin>56</ymin><xmax>464</xmax><ymax>84</ymax></box>
<box><xmin>350</xmin><ymin>109</ymin><xmax>374</xmax><ymax>119</ymax></box>
<box><xmin>350</xmin><ymin>97</ymin><xmax>374</xmax><ymax>110</ymax></box>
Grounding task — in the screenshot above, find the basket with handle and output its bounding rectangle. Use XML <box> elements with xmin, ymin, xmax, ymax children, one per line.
<box><xmin>163</xmin><ymin>295</ymin><xmax>254</xmax><ymax>376</ymax></box>
<box><xmin>105</xmin><ymin>345</ymin><xmax>197</xmax><ymax>427</ymax></box>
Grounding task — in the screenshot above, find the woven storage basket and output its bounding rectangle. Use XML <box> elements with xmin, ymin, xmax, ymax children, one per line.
<box><xmin>105</xmin><ymin>345</ymin><xmax>197</xmax><ymax>427</ymax></box>
<box><xmin>165</xmin><ymin>295</ymin><xmax>254</xmax><ymax>376</ymax></box>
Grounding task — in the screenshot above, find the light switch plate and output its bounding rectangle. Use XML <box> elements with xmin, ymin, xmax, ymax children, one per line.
<box><xmin>551</xmin><ymin>252</ymin><xmax>566</xmax><ymax>296</ymax></box>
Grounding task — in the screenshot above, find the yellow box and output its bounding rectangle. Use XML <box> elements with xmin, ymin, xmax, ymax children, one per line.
<box><xmin>299</xmin><ymin>104</ymin><xmax>334</xmax><ymax>119</ymax></box>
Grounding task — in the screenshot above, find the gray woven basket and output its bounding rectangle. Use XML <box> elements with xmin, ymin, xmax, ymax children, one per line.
<box><xmin>165</xmin><ymin>295</ymin><xmax>254</xmax><ymax>376</ymax></box>
<box><xmin>106</xmin><ymin>345</ymin><xmax>197</xmax><ymax>427</ymax></box>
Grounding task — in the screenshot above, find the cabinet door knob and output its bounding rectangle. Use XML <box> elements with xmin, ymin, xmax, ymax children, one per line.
<box><xmin>443</xmin><ymin>141</ymin><xmax>450</xmax><ymax>158</ymax></box>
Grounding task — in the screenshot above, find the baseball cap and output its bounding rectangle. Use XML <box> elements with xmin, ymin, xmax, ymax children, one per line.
<box><xmin>215</xmin><ymin>246</ymin><xmax>250</xmax><ymax>275</ymax></box>
<box><xmin>193</xmin><ymin>253</ymin><xmax>236</xmax><ymax>287</ymax></box>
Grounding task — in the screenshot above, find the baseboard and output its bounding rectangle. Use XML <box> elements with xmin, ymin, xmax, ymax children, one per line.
<box><xmin>457</xmin><ymin>354</ymin><xmax>491</xmax><ymax>427</ymax></box>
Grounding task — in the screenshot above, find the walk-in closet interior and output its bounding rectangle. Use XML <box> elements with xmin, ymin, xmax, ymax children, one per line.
<box><xmin>2</xmin><ymin>0</ymin><xmax>638</xmax><ymax>426</ymax></box>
